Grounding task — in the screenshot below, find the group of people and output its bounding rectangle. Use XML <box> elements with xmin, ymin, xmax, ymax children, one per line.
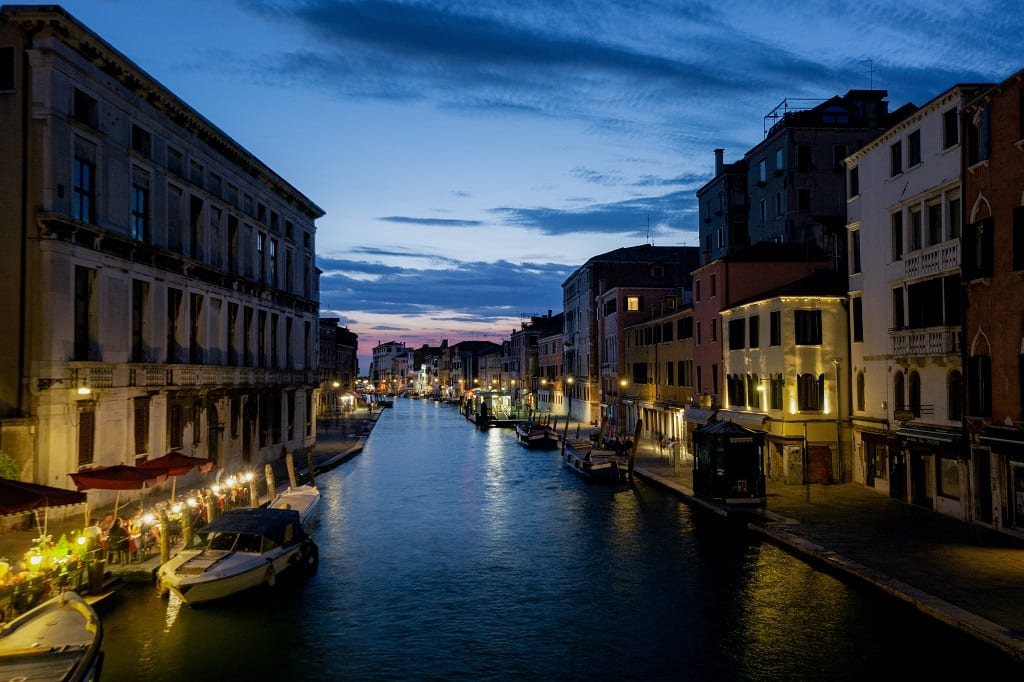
<box><xmin>83</xmin><ymin>511</ymin><xmax>161</xmax><ymax>564</ymax></box>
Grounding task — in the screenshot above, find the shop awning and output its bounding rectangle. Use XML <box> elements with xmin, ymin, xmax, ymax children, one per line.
<box><xmin>684</xmin><ymin>408</ymin><xmax>718</xmax><ymax>424</ymax></box>
<box><xmin>979</xmin><ymin>426</ymin><xmax>1024</xmax><ymax>455</ymax></box>
<box><xmin>716</xmin><ymin>409</ymin><xmax>770</xmax><ymax>430</ymax></box>
<box><xmin>894</xmin><ymin>425</ymin><xmax>961</xmax><ymax>445</ymax></box>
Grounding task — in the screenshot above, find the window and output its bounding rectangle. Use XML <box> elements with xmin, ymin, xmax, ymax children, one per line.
<box><xmin>209</xmin><ymin>173</ymin><xmax>222</xmax><ymax>198</ymax></box>
<box><xmin>711</xmin><ymin>318</ymin><xmax>717</xmax><ymax>343</ymax></box>
<box><xmin>890</xmin><ymin>140</ymin><xmax>902</xmax><ymax>176</ymax></box>
<box><xmin>927</xmin><ymin>202</ymin><xmax>942</xmax><ymax>246</ymax></box>
<box><xmin>797</xmin><ymin>145</ymin><xmax>811</xmax><ymax>171</ymax></box>
<box><xmin>794</xmin><ymin>310</ymin><xmax>822</xmax><ymax>345</ymax></box>
<box><xmin>798</xmin><ymin>188</ymin><xmax>810</xmax><ymax>211</ymax></box>
<box><xmin>167</xmin><ymin>287</ymin><xmax>183</xmax><ymax>363</ymax></box>
<box><xmin>894</xmin><ymin>372</ymin><xmax>905</xmax><ymax>412</ymax></box>
<box><xmin>892</xmin><ymin>287</ymin><xmax>905</xmax><ymax>331</ymax></box>
<box><xmin>72</xmin><ymin>156</ymin><xmax>95</xmax><ymax>223</ymax></box>
<box><xmin>776</xmin><ymin>191</ymin><xmax>783</xmax><ymax>217</ymax></box>
<box><xmin>256</xmin><ymin>232</ymin><xmax>266</xmax><ymax>282</ymax></box>
<box><xmin>710</xmin><ymin>274</ymin><xmax>717</xmax><ymax>297</ymax></box>
<box><xmin>848</xmin><ymin>166</ymin><xmax>859</xmax><ymax>198</ymax></box>
<box><xmin>833</xmin><ymin>144</ymin><xmax>847</xmax><ymax>169</ymax></box>
<box><xmin>77</xmin><ymin>408</ymin><xmax>95</xmax><ymax>466</ymax></box>
<box><xmin>131</xmin><ymin>279</ymin><xmax>148</xmax><ymax>363</ymax></box>
<box><xmin>626</xmin><ymin>296</ymin><xmax>640</xmax><ymax>311</ymax></box>
<box><xmin>167</xmin><ymin>147</ymin><xmax>182</xmax><ymax>176</ymax></box>
<box><xmin>695</xmin><ymin>280</ymin><xmax>701</xmax><ymax>302</ymax></box>
<box><xmin>728</xmin><ymin>318</ymin><xmax>745</xmax><ymax>350</ymax></box>
<box><xmin>717</xmin><ymin>227</ymin><xmax>724</xmax><ymax>248</ymax></box>
<box><xmin>856</xmin><ymin>371</ymin><xmax>865</xmax><ymax>412</ymax></box>
<box><xmin>797</xmin><ymin>373</ymin><xmax>824</xmax><ymax>411</ymax></box>
<box><xmin>1013</xmin><ymin>207</ymin><xmax>1024</xmax><ymax>271</ymax></box>
<box><xmin>678</xmin><ymin>316</ymin><xmax>693</xmax><ymax>339</ymax></box>
<box><xmin>72</xmin><ymin>88</ymin><xmax>98</xmax><ymax>128</ymax></box>
<box><xmin>769</xmin><ymin>374</ymin><xmax>784</xmax><ymax>410</ymax></box>
<box><xmin>947</xmin><ymin>370</ymin><xmax>962</xmax><ymax>421</ymax></box>
<box><xmin>910</xmin><ymin>206</ymin><xmax>922</xmax><ymax>251</ymax></box>
<box><xmin>891</xmin><ymin>211</ymin><xmax>904</xmax><ymax>261</ymax></box>
<box><xmin>189</xmin><ymin>160</ymin><xmax>204</xmax><ymax>185</ymax></box>
<box><xmin>850</xmin><ymin>229</ymin><xmax>861</xmax><ymax>274</ymax></box>
<box><xmin>131</xmin><ymin>124</ymin><xmax>151</xmax><ymax>158</ymax></box>
<box><xmin>748</xmin><ymin>315</ymin><xmax>759</xmax><ymax>348</ymax></box>
<box><xmin>769</xmin><ymin>311</ymin><xmax>781</xmax><ymax>346</ymax></box>
<box><xmin>967</xmin><ymin>106</ymin><xmax>990</xmax><ymax>165</ymax></box>
<box><xmin>964</xmin><ymin>218</ymin><xmax>994</xmax><ymax>280</ymax></box>
<box><xmin>967</xmin><ymin>354</ymin><xmax>991</xmax><ymax>417</ymax></box>
<box><xmin>775</xmin><ymin>148</ymin><xmax>784</xmax><ymax>172</ymax></box>
<box><xmin>666</xmin><ymin>361</ymin><xmax>674</xmax><ymax>386</ymax></box>
<box><xmin>189</xmin><ymin>293</ymin><xmax>203</xmax><ymax>365</ymax></box>
<box><xmin>72</xmin><ymin>136</ymin><xmax>97</xmax><ymax>223</ymax></box>
<box><xmin>948</xmin><ymin>196</ymin><xmax>961</xmax><ymax>239</ymax></box>
<box><xmin>909</xmin><ymin>371</ymin><xmax>921</xmax><ymax>418</ymax></box>
<box><xmin>943</xmin><ymin>107</ymin><xmax>959</xmax><ymax>149</ymax></box>
<box><xmin>907</xmin><ymin>130</ymin><xmax>921</xmax><ymax>167</ymax></box>
<box><xmin>696</xmin><ymin>320</ymin><xmax>702</xmax><ymax>345</ymax></box>
<box><xmin>74</xmin><ymin>266</ymin><xmax>96</xmax><ymax>361</ymax></box>
<box><xmin>759</xmin><ymin>199</ymin><xmax>766</xmax><ymax>224</ymax></box>
<box><xmin>0</xmin><ymin>46</ymin><xmax>13</xmax><ymax>91</ymax></box>
<box><xmin>134</xmin><ymin>397</ymin><xmax>150</xmax><ymax>456</ymax></box>
<box><xmin>852</xmin><ymin>297</ymin><xmax>863</xmax><ymax>342</ymax></box>
<box><xmin>758</xmin><ymin>159</ymin><xmax>766</xmax><ymax>183</ymax></box>
<box><xmin>131</xmin><ymin>175</ymin><xmax>149</xmax><ymax>242</ymax></box>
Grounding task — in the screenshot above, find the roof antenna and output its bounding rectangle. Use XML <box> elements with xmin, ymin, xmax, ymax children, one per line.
<box><xmin>862</xmin><ymin>58</ymin><xmax>876</xmax><ymax>90</ymax></box>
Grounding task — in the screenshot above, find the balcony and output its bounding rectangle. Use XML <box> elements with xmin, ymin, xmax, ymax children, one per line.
<box><xmin>902</xmin><ymin>240</ymin><xmax>959</xmax><ymax>279</ymax></box>
<box><xmin>891</xmin><ymin>326</ymin><xmax>961</xmax><ymax>359</ymax></box>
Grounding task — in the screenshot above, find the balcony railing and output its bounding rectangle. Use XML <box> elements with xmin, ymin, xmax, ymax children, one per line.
<box><xmin>891</xmin><ymin>326</ymin><xmax>961</xmax><ymax>358</ymax></box>
<box><xmin>902</xmin><ymin>239</ymin><xmax>960</xmax><ymax>279</ymax></box>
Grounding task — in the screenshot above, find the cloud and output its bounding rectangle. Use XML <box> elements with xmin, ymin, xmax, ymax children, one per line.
<box><xmin>492</xmin><ymin>190</ymin><xmax>698</xmax><ymax>236</ymax></box>
<box><xmin>378</xmin><ymin>216</ymin><xmax>483</xmax><ymax>227</ymax></box>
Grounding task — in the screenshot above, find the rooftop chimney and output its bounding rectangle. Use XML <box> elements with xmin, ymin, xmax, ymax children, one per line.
<box><xmin>714</xmin><ymin>148</ymin><xmax>724</xmax><ymax>175</ymax></box>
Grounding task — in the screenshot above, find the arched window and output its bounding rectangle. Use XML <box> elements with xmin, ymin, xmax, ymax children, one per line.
<box><xmin>797</xmin><ymin>373</ymin><xmax>823</xmax><ymax>411</ymax></box>
<box><xmin>909</xmin><ymin>371</ymin><xmax>921</xmax><ymax>418</ymax></box>
<box><xmin>747</xmin><ymin>373</ymin><xmax>760</xmax><ymax>409</ymax></box>
<box><xmin>894</xmin><ymin>372</ymin><xmax>905</xmax><ymax>412</ymax></box>
<box><xmin>947</xmin><ymin>370</ymin><xmax>962</xmax><ymax>421</ymax></box>
<box><xmin>856</xmin><ymin>371</ymin><xmax>865</xmax><ymax>412</ymax></box>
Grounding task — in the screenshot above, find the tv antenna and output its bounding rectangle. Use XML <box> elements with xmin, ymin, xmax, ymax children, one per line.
<box><xmin>862</xmin><ymin>58</ymin><xmax>878</xmax><ymax>90</ymax></box>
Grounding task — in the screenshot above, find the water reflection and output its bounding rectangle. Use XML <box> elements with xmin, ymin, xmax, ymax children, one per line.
<box><xmin>97</xmin><ymin>397</ymin><xmax>1023</xmax><ymax>680</ymax></box>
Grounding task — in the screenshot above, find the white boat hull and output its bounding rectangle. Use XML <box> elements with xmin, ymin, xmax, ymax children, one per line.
<box><xmin>0</xmin><ymin>591</ymin><xmax>103</xmax><ymax>682</ymax></box>
<box><xmin>159</xmin><ymin>546</ymin><xmax>303</xmax><ymax>606</ymax></box>
<box><xmin>268</xmin><ymin>485</ymin><xmax>322</xmax><ymax>531</ymax></box>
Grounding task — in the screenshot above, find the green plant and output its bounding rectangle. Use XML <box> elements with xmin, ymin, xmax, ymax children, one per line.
<box><xmin>0</xmin><ymin>450</ymin><xmax>19</xmax><ymax>481</ymax></box>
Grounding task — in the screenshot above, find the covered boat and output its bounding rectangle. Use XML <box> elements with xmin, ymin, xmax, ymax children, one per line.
<box><xmin>267</xmin><ymin>484</ymin><xmax>322</xmax><ymax>531</ymax></box>
<box><xmin>515</xmin><ymin>422</ymin><xmax>561</xmax><ymax>450</ymax></box>
<box><xmin>563</xmin><ymin>439</ymin><xmax>630</xmax><ymax>482</ymax></box>
<box><xmin>156</xmin><ymin>507</ymin><xmax>318</xmax><ymax>607</ymax></box>
<box><xmin>0</xmin><ymin>590</ymin><xmax>103</xmax><ymax>682</ymax></box>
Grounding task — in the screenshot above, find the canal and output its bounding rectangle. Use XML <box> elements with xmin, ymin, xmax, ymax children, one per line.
<box><xmin>99</xmin><ymin>397</ymin><xmax>1017</xmax><ymax>680</ymax></box>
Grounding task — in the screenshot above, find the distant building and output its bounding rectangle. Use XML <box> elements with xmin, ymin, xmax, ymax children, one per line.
<box><xmin>318</xmin><ymin>318</ymin><xmax>358</xmax><ymax>413</ymax></box>
<box><xmin>962</xmin><ymin>68</ymin><xmax>1024</xmax><ymax>533</ymax></box>
<box><xmin>0</xmin><ymin>6</ymin><xmax>324</xmax><ymax>500</ymax></box>
<box><xmin>562</xmin><ymin>245</ymin><xmax>699</xmax><ymax>425</ymax></box>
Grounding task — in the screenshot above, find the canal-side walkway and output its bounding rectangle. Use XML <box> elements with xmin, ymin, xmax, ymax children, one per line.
<box><xmin>631</xmin><ymin>441</ymin><xmax>1024</xmax><ymax>665</ymax></box>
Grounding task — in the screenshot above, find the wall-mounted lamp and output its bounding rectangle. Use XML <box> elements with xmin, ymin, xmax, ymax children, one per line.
<box><xmin>37</xmin><ymin>378</ymin><xmax>63</xmax><ymax>391</ymax></box>
<box><xmin>77</xmin><ymin>385</ymin><xmax>92</xmax><ymax>396</ymax></box>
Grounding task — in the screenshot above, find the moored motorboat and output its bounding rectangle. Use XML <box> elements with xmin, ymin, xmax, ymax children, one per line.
<box><xmin>268</xmin><ymin>484</ymin><xmax>322</xmax><ymax>531</ymax></box>
<box><xmin>0</xmin><ymin>590</ymin><xmax>103</xmax><ymax>682</ymax></box>
<box><xmin>156</xmin><ymin>507</ymin><xmax>318</xmax><ymax>607</ymax></box>
<box><xmin>563</xmin><ymin>439</ymin><xmax>630</xmax><ymax>482</ymax></box>
<box><xmin>515</xmin><ymin>422</ymin><xmax>561</xmax><ymax>450</ymax></box>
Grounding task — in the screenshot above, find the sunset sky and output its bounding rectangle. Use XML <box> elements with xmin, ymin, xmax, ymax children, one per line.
<box><xmin>55</xmin><ymin>0</ymin><xmax>1024</xmax><ymax>371</ymax></box>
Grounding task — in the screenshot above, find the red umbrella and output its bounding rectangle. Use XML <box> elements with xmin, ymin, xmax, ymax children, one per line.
<box><xmin>137</xmin><ymin>452</ymin><xmax>214</xmax><ymax>477</ymax></box>
<box><xmin>68</xmin><ymin>464</ymin><xmax>167</xmax><ymax>491</ymax></box>
<box><xmin>137</xmin><ymin>452</ymin><xmax>214</xmax><ymax>499</ymax></box>
<box><xmin>0</xmin><ymin>478</ymin><xmax>87</xmax><ymax>515</ymax></box>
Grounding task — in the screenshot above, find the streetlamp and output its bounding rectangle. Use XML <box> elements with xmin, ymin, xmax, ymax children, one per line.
<box><xmin>566</xmin><ymin>375</ymin><xmax>574</xmax><ymax>423</ymax></box>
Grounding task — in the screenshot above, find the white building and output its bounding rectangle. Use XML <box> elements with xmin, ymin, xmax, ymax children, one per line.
<box><xmin>0</xmin><ymin>7</ymin><xmax>324</xmax><ymax>506</ymax></box>
<box><xmin>845</xmin><ymin>85</ymin><xmax>987</xmax><ymax>518</ymax></box>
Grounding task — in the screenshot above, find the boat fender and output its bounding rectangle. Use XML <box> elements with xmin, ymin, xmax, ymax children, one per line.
<box><xmin>265</xmin><ymin>563</ymin><xmax>276</xmax><ymax>588</ymax></box>
<box><xmin>304</xmin><ymin>543</ymin><xmax>319</xmax><ymax>568</ymax></box>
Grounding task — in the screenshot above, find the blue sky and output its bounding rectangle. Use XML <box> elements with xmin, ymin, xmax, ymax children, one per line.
<box><xmin>56</xmin><ymin>1</ymin><xmax>1023</xmax><ymax>371</ymax></box>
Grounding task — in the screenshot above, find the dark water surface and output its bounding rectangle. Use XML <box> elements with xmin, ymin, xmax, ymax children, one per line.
<box><xmin>99</xmin><ymin>398</ymin><xmax>1017</xmax><ymax>680</ymax></box>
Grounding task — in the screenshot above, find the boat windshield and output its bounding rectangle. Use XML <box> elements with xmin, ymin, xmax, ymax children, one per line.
<box><xmin>185</xmin><ymin>531</ymin><xmax>268</xmax><ymax>553</ymax></box>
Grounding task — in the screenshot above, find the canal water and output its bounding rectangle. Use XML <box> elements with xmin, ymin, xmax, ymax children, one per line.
<box><xmin>98</xmin><ymin>397</ymin><xmax>1018</xmax><ymax>680</ymax></box>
